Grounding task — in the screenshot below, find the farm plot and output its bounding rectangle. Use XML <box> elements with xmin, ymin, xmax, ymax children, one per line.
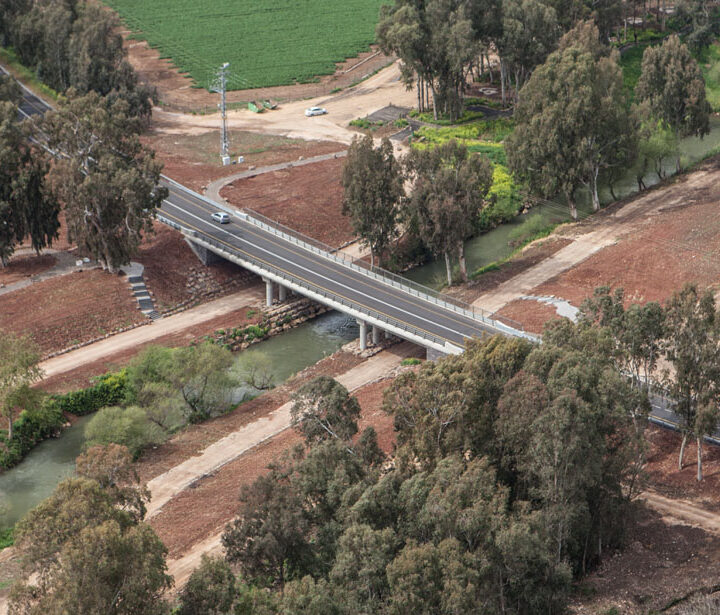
<box><xmin>102</xmin><ymin>0</ymin><xmax>385</xmax><ymax>90</ymax></box>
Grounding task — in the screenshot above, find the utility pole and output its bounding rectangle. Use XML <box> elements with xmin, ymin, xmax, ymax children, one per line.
<box><xmin>212</xmin><ymin>62</ymin><xmax>230</xmax><ymax>163</ymax></box>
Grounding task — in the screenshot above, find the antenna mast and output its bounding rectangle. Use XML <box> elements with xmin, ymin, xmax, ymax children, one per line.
<box><xmin>212</xmin><ymin>63</ymin><xmax>230</xmax><ymax>162</ymax></box>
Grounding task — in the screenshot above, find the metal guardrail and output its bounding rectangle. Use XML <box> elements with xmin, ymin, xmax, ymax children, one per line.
<box><xmin>158</xmin><ymin>213</ymin><xmax>449</xmax><ymax>348</ymax></box>
<box><xmin>242</xmin><ymin>208</ymin><xmax>529</xmax><ymax>336</ymax></box>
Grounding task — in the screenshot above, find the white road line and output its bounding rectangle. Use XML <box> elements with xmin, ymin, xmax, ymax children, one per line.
<box><xmin>162</xmin><ymin>198</ymin><xmax>475</xmax><ymax>342</ymax></box>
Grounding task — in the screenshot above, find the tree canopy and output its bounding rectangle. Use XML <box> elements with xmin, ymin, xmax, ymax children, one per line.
<box><xmin>44</xmin><ymin>90</ymin><xmax>167</xmax><ymax>271</ymax></box>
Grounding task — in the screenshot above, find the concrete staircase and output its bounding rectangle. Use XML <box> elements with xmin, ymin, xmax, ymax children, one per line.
<box><xmin>122</xmin><ymin>263</ymin><xmax>161</xmax><ymax>320</ymax></box>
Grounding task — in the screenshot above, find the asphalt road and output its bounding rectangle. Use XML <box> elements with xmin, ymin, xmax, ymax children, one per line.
<box><xmin>158</xmin><ymin>187</ymin><xmax>503</xmax><ymax>349</ymax></box>
<box><xmin>5</xmin><ymin>63</ymin><xmax>715</xmax><ymax>440</ymax></box>
<box><xmin>4</xmin><ymin>64</ymin><xmax>507</xmax><ymax>349</ymax></box>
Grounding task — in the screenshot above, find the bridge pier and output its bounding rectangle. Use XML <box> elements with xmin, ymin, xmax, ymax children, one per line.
<box><xmin>357</xmin><ymin>320</ymin><xmax>368</xmax><ymax>351</ymax></box>
<box><xmin>372</xmin><ymin>325</ymin><xmax>380</xmax><ymax>346</ymax></box>
<box><xmin>278</xmin><ymin>284</ymin><xmax>287</xmax><ymax>302</ymax></box>
<box><xmin>263</xmin><ymin>278</ymin><xmax>274</xmax><ymax>307</ymax></box>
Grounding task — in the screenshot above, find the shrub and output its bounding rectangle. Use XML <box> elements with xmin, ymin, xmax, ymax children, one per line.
<box><xmin>0</xmin><ymin>399</ymin><xmax>64</xmax><ymax>470</ymax></box>
<box><xmin>52</xmin><ymin>370</ymin><xmax>129</xmax><ymax>416</ymax></box>
<box><xmin>401</xmin><ymin>358</ymin><xmax>422</xmax><ymax>366</ymax></box>
<box><xmin>0</xmin><ymin>527</ymin><xmax>13</xmax><ymax>549</ymax></box>
<box><xmin>478</xmin><ymin>165</ymin><xmax>522</xmax><ymax>230</ymax></box>
<box><xmin>85</xmin><ymin>406</ymin><xmax>166</xmax><ymax>459</ymax></box>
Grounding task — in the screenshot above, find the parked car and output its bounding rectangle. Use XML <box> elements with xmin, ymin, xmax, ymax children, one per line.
<box><xmin>211</xmin><ymin>211</ymin><xmax>230</xmax><ymax>224</ymax></box>
<box><xmin>305</xmin><ymin>106</ymin><xmax>327</xmax><ymax>117</ymax></box>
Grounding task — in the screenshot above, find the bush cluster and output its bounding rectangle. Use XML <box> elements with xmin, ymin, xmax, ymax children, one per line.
<box><xmin>51</xmin><ymin>370</ymin><xmax>129</xmax><ymax>416</ymax></box>
<box><xmin>0</xmin><ymin>371</ymin><xmax>129</xmax><ymax>471</ymax></box>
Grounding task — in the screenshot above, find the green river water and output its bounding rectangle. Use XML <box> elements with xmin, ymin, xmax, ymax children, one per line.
<box><xmin>2</xmin><ymin>118</ymin><xmax>720</xmax><ymax>529</ymax></box>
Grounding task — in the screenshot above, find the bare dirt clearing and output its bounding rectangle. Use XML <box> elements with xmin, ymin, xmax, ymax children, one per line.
<box><xmin>144</xmin><ymin>128</ymin><xmax>344</xmax><ymax>194</ymax></box>
<box><xmin>149</xmin><ymin>61</ymin><xmax>417</xmax><ymax>147</ymax></box>
<box><xmin>468</xmin><ymin>157</ymin><xmax>720</xmax><ymax>332</ymax></box>
<box><xmin>0</xmin><ymin>254</ymin><xmax>57</xmax><ymax>286</ymax></box>
<box><xmin>569</xmin><ymin>505</ymin><xmax>720</xmax><ymax>614</ymax></box>
<box><xmin>0</xmin><ymin>269</ymin><xmax>146</xmax><ymax>355</ymax></box>
<box><xmin>221</xmin><ymin>158</ymin><xmax>354</xmax><ymax>248</ymax></box>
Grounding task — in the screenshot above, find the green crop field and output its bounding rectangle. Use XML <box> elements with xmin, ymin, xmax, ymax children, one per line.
<box><xmin>101</xmin><ymin>0</ymin><xmax>386</xmax><ymax>90</ymax></box>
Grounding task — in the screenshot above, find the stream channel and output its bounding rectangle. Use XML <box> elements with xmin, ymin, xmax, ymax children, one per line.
<box><xmin>2</xmin><ymin>117</ymin><xmax>720</xmax><ymax>528</ymax></box>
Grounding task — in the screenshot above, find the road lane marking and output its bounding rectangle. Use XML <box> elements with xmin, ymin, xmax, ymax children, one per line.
<box><xmin>160</xmin><ymin>203</ymin><xmax>474</xmax><ymax>345</ymax></box>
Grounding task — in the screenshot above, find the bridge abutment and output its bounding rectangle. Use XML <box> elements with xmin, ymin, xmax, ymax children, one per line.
<box><xmin>185</xmin><ymin>239</ymin><xmax>223</xmax><ymax>265</ymax></box>
<box><xmin>426</xmin><ymin>347</ymin><xmax>448</xmax><ymax>361</ymax></box>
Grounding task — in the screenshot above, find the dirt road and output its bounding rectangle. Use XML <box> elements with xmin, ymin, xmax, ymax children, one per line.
<box><xmin>39</xmin><ymin>285</ymin><xmax>264</xmax><ymax>379</ymax></box>
<box><xmin>152</xmin><ymin>62</ymin><xmax>416</xmax><ymax>146</ymax></box>
<box><xmin>640</xmin><ymin>491</ymin><xmax>720</xmax><ymax>535</ymax></box>
<box><xmin>146</xmin><ymin>344</ymin><xmax>413</xmax><ymax>517</ymax></box>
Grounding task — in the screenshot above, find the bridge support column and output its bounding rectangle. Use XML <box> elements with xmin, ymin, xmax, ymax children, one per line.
<box><xmin>372</xmin><ymin>326</ymin><xmax>380</xmax><ymax>346</ymax></box>
<box><xmin>278</xmin><ymin>285</ymin><xmax>287</xmax><ymax>302</ymax></box>
<box><xmin>385</xmin><ymin>330</ymin><xmax>391</xmax><ymax>340</ymax></box>
<box><xmin>263</xmin><ymin>278</ymin><xmax>274</xmax><ymax>307</ymax></box>
<box><xmin>357</xmin><ymin>320</ymin><xmax>368</xmax><ymax>351</ymax></box>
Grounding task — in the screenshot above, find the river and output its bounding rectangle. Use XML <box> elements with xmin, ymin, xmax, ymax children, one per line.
<box><xmin>3</xmin><ymin>118</ymin><xmax>720</xmax><ymax>529</ymax></box>
<box><xmin>0</xmin><ymin>312</ymin><xmax>359</xmax><ymax>529</ymax></box>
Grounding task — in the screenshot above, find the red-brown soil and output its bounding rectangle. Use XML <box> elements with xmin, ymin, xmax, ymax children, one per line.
<box><xmin>126</xmin><ymin>36</ymin><xmax>393</xmax><ymax>110</ymax></box>
<box><xmin>535</xmin><ymin>172</ymin><xmax>720</xmax><ymax>308</ymax></box>
<box><xmin>570</xmin><ymin>424</ymin><xmax>720</xmax><ymax>614</ymax></box>
<box><xmin>496</xmin><ymin>298</ymin><xmax>560</xmax><ymax>334</ymax></box>
<box><xmin>221</xmin><ymin>158</ymin><xmax>354</xmax><ymax>248</ymax></box>
<box><xmin>0</xmin><ymin>269</ymin><xmax>147</xmax><ymax>355</ymax></box>
<box><xmin>0</xmin><ymin>224</ymin><xmax>256</xmax><ymax>356</ymax></box>
<box><xmin>644</xmin><ymin>425</ymin><xmax>720</xmax><ymax>509</ymax></box>
<box><xmin>143</xmin><ymin>127</ymin><xmax>344</xmax><ymax>194</ymax></box>
<box><xmin>0</xmin><ymin>254</ymin><xmax>57</xmax><ymax>286</ymax></box>
<box><xmin>148</xmin><ymin>372</ymin><xmax>397</xmax><ymax>557</ymax></box>
<box><xmin>570</xmin><ymin>504</ymin><xmax>720</xmax><ymax>614</ymax></box>
<box><xmin>39</xmin><ymin>304</ymin><xmax>263</xmax><ymax>394</ymax></box>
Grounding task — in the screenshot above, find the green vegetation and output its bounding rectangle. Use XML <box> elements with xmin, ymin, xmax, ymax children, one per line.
<box><xmin>400</xmin><ymin>357</ymin><xmax>422</xmax><ymax>366</ymax></box>
<box><xmin>0</xmin><ymin>527</ymin><xmax>13</xmax><ymax>549</ymax></box>
<box><xmin>471</xmin><ymin>219</ymin><xmax>559</xmax><ymax>279</ymax></box>
<box><xmin>0</xmin><ymin>48</ymin><xmax>58</xmax><ymax>101</ymax></box>
<box><xmin>100</xmin><ymin>0</ymin><xmax>386</xmax><ymax>89</ymax></box>
<box><xmin>699</xmin><ymin>42</ymin><xmax>720</xmax><ymax>111</ymax></box>
<box><xmin>0</xmin><ymin>370</ymin><xmax>129</xmax><ymax>470</ymax></box>
<box><xmin>410</xmin><ymin>108</ymin><xmax>486</xmax><ymax>125</ymax></box>
<box><xmin>507</xmin><ymin>213</ymin><xmax>557</xmax><ymax>245</ymax></box>
<box><xmin>619</xmin><ymin>44</ymin><xmax>646</xmax><ymax>98</ymax></box>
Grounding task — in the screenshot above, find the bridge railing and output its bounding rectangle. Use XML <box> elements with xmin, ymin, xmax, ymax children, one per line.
<box><xmin>159</xmin><ymin>213</ymin><xmax>449</xmax><ymax>348</ymax></box>
<box><xmin>242</xmin><ymin>208</ymin><xmax>527</xmax><ymax>335</ymax></box>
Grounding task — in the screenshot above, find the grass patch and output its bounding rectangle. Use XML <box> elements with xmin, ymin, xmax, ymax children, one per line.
<box><xmin>0</xmin><ymin>527</ymin><xmax>14</xmax><ymax>550</ymax></box>
<box><xmin>0</xmin><ymin>47</ymin><xmax>58</xmax><ymax>101</ymax></box>
<box><xmin>100</xmin><ymin>0</ymin><xmax>385</xmax><ymax>90</ymax></box>
<box><xmin>471</xmin><ymin>220</ymin><xmax>560</xmax><ymax>279</ymax></box>
<box><xmin>619</xmin><ymin>44</ymin><xmax>647</xmax><ymax>99</ymax></box>
<box><xmin>349</xmin><ymin>117</ymin><xmax>385</xmax><ymax>131</ymax></box>
<box><xmin>401</xmin><ymin>357</ymin><xmax>422</xmax><ymax>366</ymax></box>
<box><xmin>410</xmin><ymin>108</ymin><xmax>486</xmax><ymax>125</ymax></box>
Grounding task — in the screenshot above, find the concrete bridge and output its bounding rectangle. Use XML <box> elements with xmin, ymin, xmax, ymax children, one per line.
<box><xmin>5</xmin><ymin>63</ymin><xmax>533</xmax><ymax>357</ymax></box>
<box><xmin>158</xmin><ymin>177</ymin><xmax>533</xmax><ymax>357</ymax></box>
